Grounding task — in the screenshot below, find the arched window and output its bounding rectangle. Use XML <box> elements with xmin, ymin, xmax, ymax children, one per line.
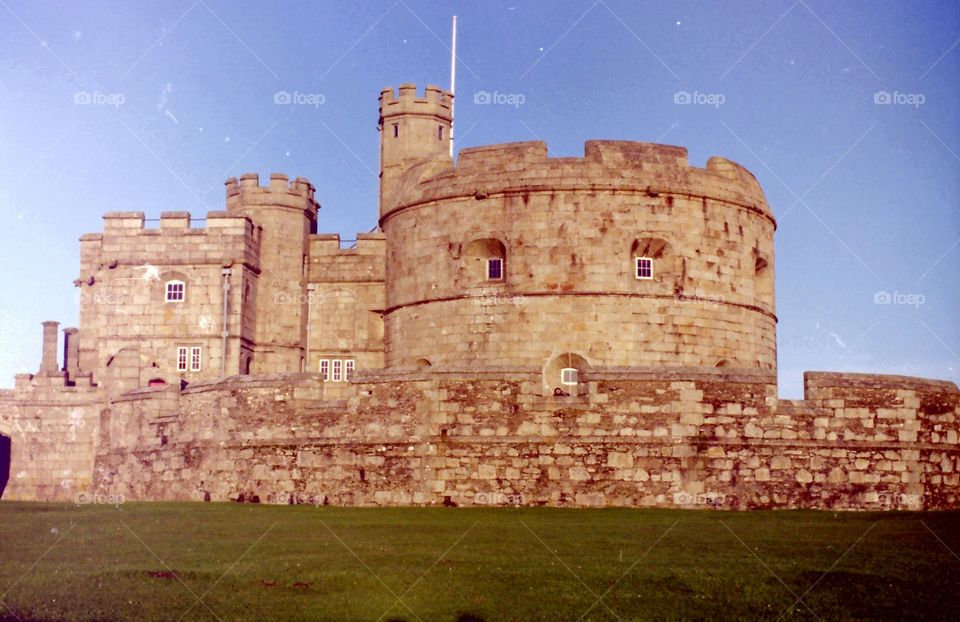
<box><xmin>630</xmin><ymin>238</ymin><xmax>673</xmax><ymax>285</ymax></box>
<box><xmin>462</xmin><ymin>238</ymin><xmax>507</xmax><ymax>284</ymax></box>
<box><xmin>165</xmin><ymin>280</ymin><xmax>185</xmax><ymax>302</ymax></box>
<box><xmin>753</xmin><ymin>249</ymin><xmax>774</xmax><ymax>308</ymax></box>
<box><xmin>543</xmin><ymin>352</ymin><xmax>589</xmax><ymax>395</ymax></box>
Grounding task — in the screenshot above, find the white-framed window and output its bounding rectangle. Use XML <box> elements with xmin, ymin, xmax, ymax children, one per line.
<box><xmin>331</xmin><ymin>359</ymin><xmax>343</xmax><ymax>382</ymax></box>
<box><xmin>319</xmin><ymin>359</ymin><xmax>329</xmax><ymax>381</ymax></box>
<box><xmin>635</xmin><ymin>257</ymin><xmax>653</xmax><ymax>280</ymax></box>
<box><xmin>165</xmin><ymin>280</ymin><xmax>185</xmax><ymax>302</ymax></box>
<box><xmin>560</xmin><ymin>368</ymin><xmax>578</xmax><ymax>386</ymax></box>
<box><xmin>487</xmin><ymin>257</ymin><xmax>503</xmax><ymax>280</ymax></box>
<box><xmin>176</xmin><ymin>346</ymin><xmax>188</xmax><ymax>371</ymax></box>
<box><xmin>345</xmin><ymin>359</ymin><xmax>355</xmax><ymax>380</ymax></box>
<box><xmin>190</xmin><ymin>346</ymin><xmax>202</xmax><ymax>372</ymax></box>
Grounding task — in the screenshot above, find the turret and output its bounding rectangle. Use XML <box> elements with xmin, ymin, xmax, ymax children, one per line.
<box><xmin>378</xmin><ymin>84</ymin><xmax>453</xmax><ymax>216</ymax></box>
<box><xmin>224</xmin><ymin>173</ymin><xmax>319</xmax><ymax>373</ymax></box>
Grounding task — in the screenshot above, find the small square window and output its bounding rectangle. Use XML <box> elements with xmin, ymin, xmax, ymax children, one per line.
<box><xmin>166</xmin><ymin>280</ymin><xmax>185</xmax><ymax>302</ymax></box>
<box><xmin>561</xmin><ymin>368</ymin><xmax>578</xmax><ymax>386</ymax></box>
<box><xmin>345</xmin><ymin>360</ymin><xmax>355</xmax><ymax>380</ymax></box>
<box><xmin>635</xmin><ymin>257</ymin><xmax>653</xmax><ymax>280</ymax></box>
<box><xmin>190</xmin><ymin>347</ymin><xmax>202</xmax><ymax>372</ymax></box>
<box><xmin>319</xmin><ymin>359</ymin><xmax>329</xmax><ymax>381</ymax></box>
<box><xmin>332</xmin><ymin>359</ymin><xmax>343</xmax><ymax>382</ymax></box>
<box><xmin>176</xmin><ymin>347</ymin><xmax>188</xmax><ymax>372</ymax></box>
<box><xmin>487</xmin><ymin>258</ymin><xmax>503</xmax><ymax>280</ymax></box>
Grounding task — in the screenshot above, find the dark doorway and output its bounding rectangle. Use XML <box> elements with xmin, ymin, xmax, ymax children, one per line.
<box><xmin>0</xmin><ymin>434</ymin><xmax>10</xmax><ymax>500</ymax></box>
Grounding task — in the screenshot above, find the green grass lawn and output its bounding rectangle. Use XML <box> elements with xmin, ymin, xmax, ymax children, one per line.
<box><xmin>0</xmin><ymin>502</ymin><xmax>957</xmax><ymax>621</ymax></box>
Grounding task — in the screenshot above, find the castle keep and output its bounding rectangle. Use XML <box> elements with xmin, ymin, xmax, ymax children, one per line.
<box><xmin>0</xmin><ymin>84</ymin><xmax>957</xmax><ymax>509</ymax></box>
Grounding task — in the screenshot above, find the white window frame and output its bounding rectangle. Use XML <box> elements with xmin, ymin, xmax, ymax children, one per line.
<box><xmin>487</xmin><ymin>257</ymin><xmax>504</xmax><ymax>280</ymax></box>
<box><xmin>190</xmin><ymin>346</ymin><xmax>202</xmax><ymax>372</ymax></box>
<box><xmin>319</xmin><ymin>359</ymin><xmax>329</xmax><ymax>381</ymax></box>
<box><xmin>635</xmin><ymin>257</ymin><xmax>654</xmax><ymax>280</ymax></box>
<box><xmin>165</xmin><ymin>280</ymin><xmax>185</xmax><ymax>302</ymax></box>
<box><xmin>331</xmin><ymin>359</ymin><xmax>343</xmax><ymax>382</ymax></box>
<box><xmin>345</xmin><ymin>359</ymin><xmax>355</xmax><ymax>380</ymax></box>
<box><xmin>560</xmin><ymin>367</ymin><xmax>578</xmax><ymax>386</ymax></box>
<box><xmin>176</xmin><ymin>346</ymin><xmax>188</xmax><ymax>372</ymax></box>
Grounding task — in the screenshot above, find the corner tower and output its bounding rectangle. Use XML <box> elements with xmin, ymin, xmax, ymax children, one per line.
<box><xmin>225</xmin><ymin>173</ymin><xmax>318</xmax><ymax>374</ymax></box>
<box><xmin>378</xmin><ymin>84</ymin><xmax>453</xmax><ymax>215</ymax></box>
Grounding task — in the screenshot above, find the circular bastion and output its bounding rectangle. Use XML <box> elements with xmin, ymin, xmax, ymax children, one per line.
<box><xmin>380</xmin><ymin>140</ymin><xmax>777</xmax><ymax>373</ymax></box>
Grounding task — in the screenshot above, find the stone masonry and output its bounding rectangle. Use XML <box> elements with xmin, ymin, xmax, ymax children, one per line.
<box><xmin>0</xmin><ymin>82</ymin><xmax>956</xmax><ymax>509</ymax></box>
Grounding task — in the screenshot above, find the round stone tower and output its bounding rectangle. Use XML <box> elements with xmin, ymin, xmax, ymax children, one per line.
<box><xmin>378</xmin><ymin>86</ymin><xmax>776</xmax><ymax>376</ymax></box>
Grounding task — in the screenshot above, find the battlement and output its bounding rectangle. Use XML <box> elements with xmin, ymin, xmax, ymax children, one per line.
<box><xmin>309</xmin><ymin>231</ymin><xmax>386</xmax><ymax>256</ymax></box>
<box><xmin>224</xmin><ymin>173</ymin><xmax>316</xmax><ymax>202</ymax></box>
<box><xmin>379</xmin><ymin>83</ymin><xmax>453</xmax><ymax>119</ymax></box>
<box><xmin>384</xmin><ymin>140</ymin><xmax>771</xmax><ymax>221</ymax></box>
<box><xmin>99</xmin><ymin>211</ymin><xmax>254</xmax><ymax>237</ymax></box>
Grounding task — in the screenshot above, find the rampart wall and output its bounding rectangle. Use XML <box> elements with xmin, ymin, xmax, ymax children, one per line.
<box><xmin>73</xmin><ymin>369</ymin><xmax>958</xmax><ymax>510</ymax></box>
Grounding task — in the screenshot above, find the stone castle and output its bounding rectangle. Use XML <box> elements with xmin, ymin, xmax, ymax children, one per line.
<box><xmin>0</xmin><ymin>83</ymin><xmax>957</xmax><ymax>509</ymax></box>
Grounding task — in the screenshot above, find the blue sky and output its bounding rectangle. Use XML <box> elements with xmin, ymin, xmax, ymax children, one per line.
<box><xmin>0</xmin><ymin>0</ymin><xmax>957</xmax><ymax>397</ymax></box>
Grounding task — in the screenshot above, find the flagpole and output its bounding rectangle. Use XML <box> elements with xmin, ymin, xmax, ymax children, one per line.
<box><xmin>449</xmin><ymin>15</ymin><xmax>457</xmax><ymax>157</ymax></box>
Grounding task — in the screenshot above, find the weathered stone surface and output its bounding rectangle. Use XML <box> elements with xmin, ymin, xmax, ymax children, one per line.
<box><xmin>1</xmin><ymin>83</ymin><xmax>957</xmax><ymax>511</ymax></box>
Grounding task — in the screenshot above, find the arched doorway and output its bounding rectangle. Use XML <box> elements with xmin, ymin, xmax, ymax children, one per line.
<box><xmin>0</xmin><ymin>434</ymin><xmax>10</xmax><ymax>500</ymax></box>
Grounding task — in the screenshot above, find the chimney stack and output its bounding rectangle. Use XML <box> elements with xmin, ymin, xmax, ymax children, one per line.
<box><xmin>39</xmin><ymin>321</ymin><xmax>62</xmax><ymax>376</ymax></box>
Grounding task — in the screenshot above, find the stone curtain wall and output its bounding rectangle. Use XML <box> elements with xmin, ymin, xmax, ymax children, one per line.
<box><xmin>85</xmin><ymin>369</ymin><xmax>959</xmax><ymax>510</ymax></box>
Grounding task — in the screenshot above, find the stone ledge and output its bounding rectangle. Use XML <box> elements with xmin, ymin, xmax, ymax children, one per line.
<box><xmin>805</xmin><ymin>371</ymin><xmax>959</xmax><ymax>393</ymax></box>
<box><xmin>181</xmin><ymin>372</ymin><xmax>323</xmax><ymax>395</ymax></box>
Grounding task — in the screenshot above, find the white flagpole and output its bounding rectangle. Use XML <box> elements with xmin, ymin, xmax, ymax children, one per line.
<box><xmin>449</xmin><ymin>15</ymin><xmax>457</xmax><ymax>157</ymax></box>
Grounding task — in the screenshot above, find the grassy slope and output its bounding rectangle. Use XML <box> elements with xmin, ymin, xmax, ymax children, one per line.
<box><xmin>0</xmin><ymin>503</ymin><xmax>957</xmax><ymax>621</ymax></box>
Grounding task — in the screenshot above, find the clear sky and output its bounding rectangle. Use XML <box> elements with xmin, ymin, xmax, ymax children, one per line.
<box><xmin>0</xmin><ymin>0</ymin><xmax>957</xmax><ymax>397</ymax></box>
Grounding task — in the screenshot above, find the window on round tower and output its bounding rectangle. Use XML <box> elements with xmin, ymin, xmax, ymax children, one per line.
<box><xmin>461</xmin><ymin>238</ymin><xmax>507</xmax><ymax>285</ymax></box>
<box><xmin>630</xmin><ymin>237</ymin><xmax>676</xmax><ymax>289</ymax></box>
